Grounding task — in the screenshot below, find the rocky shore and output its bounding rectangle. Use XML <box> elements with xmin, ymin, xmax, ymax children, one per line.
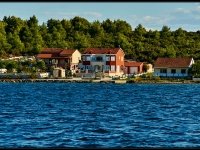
<box><xmin>0</xmin><ymin>78</ymin><xmax>197</xmax><ymax>84</ymax></box>
<box><xmin>0</xmin><ymin>78</ymin><xmax>115</xmax><ymax>83</ymax></box>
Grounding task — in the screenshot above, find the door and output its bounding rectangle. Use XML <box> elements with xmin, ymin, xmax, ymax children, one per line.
<box><xmin>130</xmin><ymin>67</ymin><xmax>138</xmax><ymax>74</ymax></box>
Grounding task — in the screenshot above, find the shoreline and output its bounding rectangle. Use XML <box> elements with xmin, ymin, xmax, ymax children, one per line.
<box><xmin>0</xmin><ymin>78</ymin><xmax>198</xmax><ymax>84</ymax></box>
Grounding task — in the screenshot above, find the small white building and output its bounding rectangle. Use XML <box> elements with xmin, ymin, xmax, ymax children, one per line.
<box><xmin>154</xmin><ymin>57</ymin><xmax>194</xmax><ymax>77</ymax></box>
<box><xmin>53</xmin><ymin>68</ymin><xmax>65</xmax><ymax>78</ymax></box>
<box><xmin>0</xmin><ymin>69</ymin><xmax>7</xmax><ymax>74</ymax></box>
<box><xmin>38</xmin><ymin>72</ymin><xmax>50</xmax><ymax>78</ymax></box>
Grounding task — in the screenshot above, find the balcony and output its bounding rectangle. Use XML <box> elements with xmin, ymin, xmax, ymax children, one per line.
<box><xmin>91</xmin><ymin>56</ymin><xmax>104</xmax><ymax>62</ymax></box>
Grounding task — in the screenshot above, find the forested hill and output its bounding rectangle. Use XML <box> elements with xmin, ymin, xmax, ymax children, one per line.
<box><xmin>1</xmin><ymin>15</ymin><xmax>200</xmax><ymax>63</ymax></box>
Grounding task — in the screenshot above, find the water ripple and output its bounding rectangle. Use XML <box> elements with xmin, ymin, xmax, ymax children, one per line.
<box><xmin>0</xmin><ymin>83</ymin><xmax>200</xmax><ymax>148</ymax></box>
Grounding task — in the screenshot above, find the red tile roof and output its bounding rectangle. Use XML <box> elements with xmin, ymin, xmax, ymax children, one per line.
<box><xmin>83</xmin><ymin>48</ymin><xmax>122</xmax><ymax>54</ymax></box>
<box><xmin>154</xmin><ymin>57</ymin><xmax>193</xmax><ymax>68</ymax></box>
<box><xmin>37</xmin><ymin>48</ymin><xmax>76</xmax><ymax>59</ymax></box>
<box><xmin>124</xmin><ymin>61</ymin><xmax>143</xmax><ymax>67</ymax></box>
<box><xmin>37</xmin><ymin>54</ymin><xmax>53</xmax><ymax>59</ymax></box>
<box><xmin>60</xmin><ymin>49</ymin><xmax>76</xmax><ymax>56</ymax></box>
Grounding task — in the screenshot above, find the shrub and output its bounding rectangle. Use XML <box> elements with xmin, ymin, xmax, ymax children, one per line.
<box><xmin>135</xmin><ymin>76</ymin><xmax>142</xmax><ymax>82</ymax></box>
<box><xmin>152</xmin><ymin>76</ymin><xmax>160</xmax><ymax>81</ymax></box>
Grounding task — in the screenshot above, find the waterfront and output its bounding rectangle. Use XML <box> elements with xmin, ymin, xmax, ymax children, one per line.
<box><xmin>0</xmin><ymin>83</ymin><xmax>200</xmax><ymax>148</ymax></box>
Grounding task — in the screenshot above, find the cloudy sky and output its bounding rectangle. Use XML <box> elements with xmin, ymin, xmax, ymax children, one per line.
<box><xmin>0</xmin><ymin>2</ymin><xmax>200</xmax><ymax>31</ymax></box>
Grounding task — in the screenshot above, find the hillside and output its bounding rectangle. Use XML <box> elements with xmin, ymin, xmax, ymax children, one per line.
<box><xmin>1</xmin><ymin>15</ymin><xmax>200</xmax><ymax>63</ymax></box>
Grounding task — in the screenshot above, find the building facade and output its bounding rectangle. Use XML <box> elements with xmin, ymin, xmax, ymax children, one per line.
<box><xmin>124</xmin><ymin>60</ymin><xmax>144</xmax><ymax>76</ymax></box>
<box><xmin>79</xmin><ymin>48</ymin><xmax>125</xmax><ymax>77</ymax></box>
<box><xmin>154</xmin><ymin>57</ymin><xmax>194</xmax><ymax>77</ymax></box>
<box><xmin>36</xmin><ymin>48</ymin><xmax>81</xmax><ymax>74</ymax></box>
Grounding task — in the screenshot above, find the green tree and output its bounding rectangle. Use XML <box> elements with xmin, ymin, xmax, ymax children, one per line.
<box><xmin>114</xmin><ymin>19</ymin><xmax>132</xmax><ymax>36</ymax></box>
<box><xmin>70</xmin><ymin>16</ymin><xmax>90</xmax><ymax>34</ymax></box>
<box><xmin>3</xmin><ymin>16</ymin><xmax>25</xmax><ymax>34</ymax></box>
<box><xmin>47</xmin><ymin>19</ymin><xmax>68</xmax><ymax>48</ymax></box>
<box><xmin>0</xmin><ymin>21</ymin><xmax>11</xmax><ymax>56</ymax></box>
<box><xmin>191</xmin><ymin>60</ymin><xmax>200</xmax><ymax>76</ymax></box>
<box><xmin>35</xmin><ymin>60</ymin><xmax>46</xmax><ymax>71</ymax></box>
<box><xmin>25</xmin><ymin>15</ymin><xmax>43</xmax><ymax>54</ymax></box>
<box><xmin>7</xmin><ymin>32</ymin><xmax>24</xmax><ymax>55</ymax></box>
<box><xmin>6</xmin><ymin>61</ymin><xmax>18</xmax><ymax>72</ymax></box>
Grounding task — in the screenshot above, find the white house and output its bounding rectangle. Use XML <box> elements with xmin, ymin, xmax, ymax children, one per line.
<box><xmin>154</xmin><ymin>57</ymin><xmax>194</xmax><ymax>77</ymax></box>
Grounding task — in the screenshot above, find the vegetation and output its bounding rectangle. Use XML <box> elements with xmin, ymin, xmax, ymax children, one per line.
<box><xmin>0</xmin><ymin>59</ymin><xmax>47</xmax><ymax>73</ymax></box>
<box><xmin>190</xmin><ymin>60</ymin><xmax>200</xmax><ymax>77</ymax></box>
<box><xmin>1</xmin><ymin>15</ymin><xmax>200</xmax><ymax>64</ymax></box>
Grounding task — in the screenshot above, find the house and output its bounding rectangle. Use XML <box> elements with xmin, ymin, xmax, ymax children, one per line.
<box><xmin>154</xmin><ymin>57</ymin><xmax>194</xmax><ymax>77</ymax></box>
<box><xmin>79</xmin><ymin>48</ymin><xmax>125</xmax><ymax>77</ymax></box>
<box><xmin>124</xmin><ymin>60</ymin><xmax>143</xmax><ymax>76</ymax></box>
<box><xmin>53</xmin><ymin>68</ymin><xmax>65</xmax><ymax>78</ymax></box>
<box><xmin>36</xmin><ymin>48</ymin><xmax>81</xmax><ymax>74</ymax></box>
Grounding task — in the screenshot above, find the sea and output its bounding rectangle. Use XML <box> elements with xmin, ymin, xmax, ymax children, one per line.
<box><xmin>0</xmin><ymin>82</ymin><xmax>200</xmax><ymax>148</ymax></box>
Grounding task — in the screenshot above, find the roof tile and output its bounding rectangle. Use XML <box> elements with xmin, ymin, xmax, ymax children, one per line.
<box><xmin>124</xmin><ymin>61</ymin><xmax>143</xmax><ymax>67</ymax></box>
<box><xmin>154</xmin><ymin>57</ymin><xmax>193</xmax><ymax>68</ymax></box>
<box><xmin>37</xmin><ymin>48</ymin><xmax>76</xmax><ymax>58</ymax></box>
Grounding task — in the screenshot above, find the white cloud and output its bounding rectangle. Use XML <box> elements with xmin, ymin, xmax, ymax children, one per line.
<box><xmin>130</xmin><ymin>14</ymin><xmax>172</xmax><ymax>26</ymax></box>
<box><xmin>129</xmin><ymin>4</ymin><xmax>200</xmax><ymax>31</ymax></box>
<box><xmin>174</xmin><ymin>8</ymin><xmax>191</xmax><ymax>14</ymax></box>
<box><xmin>143</xmin><ymin>16</ymin><xmax>156</xmax><ymax>22</ymax></box>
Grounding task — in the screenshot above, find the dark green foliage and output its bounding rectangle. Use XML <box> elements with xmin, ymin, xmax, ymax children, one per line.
<box><xmin>191</xmin><ymin>60</ymin><xmax>200</xmax><ymax>77</ymax></box>
<box><xmin>5</xmin><ymin>61</ymin><xmax>18</xmax><ymax>72</ymax></box>
<box><xmin>0</xmin><ymin>59</ymin><xmax>47</xmax><ymax>73</ymax></box>
<box><xmin>1</xmin><ymin>15</ymin><xmax>200</xmax><ymax>63</ymax></box>
<box><xmin>35</xmin><ymin>60</ymin><xmax>46</xmax><ymax>71</ymax></box>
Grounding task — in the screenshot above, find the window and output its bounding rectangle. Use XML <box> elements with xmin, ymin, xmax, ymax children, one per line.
<box><xmin>82</xmin><ymin>56</ymin><xmax>85</xmax><ymax>61</ymax></box>
<box><xmin>91</xmin><ymin>57</ymin><xmax>95</xmax><ymax>61</ymax></box>
<box><xmin>111</xmin><ymin>65</ymin><xmax>115</xmax><ymax>71</ymax></box>
<box><xmin>96</xmin><ymin>56</ymin><xmax>103</xmax><ymax>61</ymax></box>
<box><xmin>106</xmin><ymin>56</ymin><xmax>110</xmax><ymax>61</ymax></box>
<box><xmin>171</xmin><ymin>69</ymin><xmax>176</xmax><ymax>74</ymax></box>
<box><xmin>81</xmin><ymin>66</ymin><xmax>84</xmax><ymax>70</ymax></box>
<box><xmin>106</xmin><ymin>65</ymin><xmax>110</xmax><ymax>70</ymax></box>
<box><xmin>86</xmin><ymin>65</ymin><xmax>89</xmax><ymax>69</ymax></box>
<box><xmin>65</xmin><ymin>59</ymin><xmax>69</xmax><ymax>63</ymax></box>
<box><xmin>111</xmin><ymin>56</ymin><xmax>115</xmax><ymax>61</ymax></box>
<box><xmin>86</xmin><ymin>65</ymin><xmax>92</xmax><ymax>70</ymax></box>
<box><xmin>86</xmin><ymin>56</ymin><xmax>90</xmax><ymax>61</ymax></box>
<box><xmin>160</xmin><ymin>69</ymin><xmax>167</xmax><ymax>73</ymax></box>
<box><xmin>181</xmin><ymin>69</ymin><xmax>186</xmax><ymax>74</ymax></box>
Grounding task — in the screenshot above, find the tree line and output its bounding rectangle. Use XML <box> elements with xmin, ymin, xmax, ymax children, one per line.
<box><xmin>1</xmin><ymin>15</ymin><xmax>200</xmax><ymax>63</ymax></box>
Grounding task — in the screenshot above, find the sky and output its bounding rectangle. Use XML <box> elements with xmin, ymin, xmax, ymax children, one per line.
<box><xmin>0</xmin><ymin>2</ymin><xmax>200</xmax><ymax>31</ymax></box>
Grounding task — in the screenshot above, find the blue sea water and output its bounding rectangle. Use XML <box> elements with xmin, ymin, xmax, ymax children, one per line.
<box><xmin>0</xmin><ymin>83</ymin><xmax>200</xmax><ymax>148</ymax></box>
